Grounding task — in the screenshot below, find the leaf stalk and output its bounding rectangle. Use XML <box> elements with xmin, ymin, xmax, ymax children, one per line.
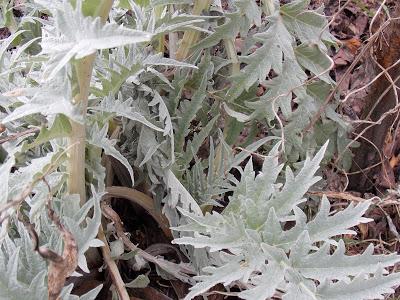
<box><xmin>176</xmin><ymin>0</ymin><xmax>211</xmax><ymax>61</ymax></box>
<box><xmin>67</xmin><ymin>0</ymin><xmax>114</xmax><ymax>204</ymax></box>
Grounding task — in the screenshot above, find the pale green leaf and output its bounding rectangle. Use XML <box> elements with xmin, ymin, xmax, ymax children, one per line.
<box><xmin>125</xmin><ymin>274</ymin><xmax>150</xmax><ymax>288</ymax></box>
<box><xmin>23</xmin><ymin>114</ymin><xmax>72</xmax><ymax>151</ymax></box>
<box><xmin>40</xmin><ymin>1</ymin><xmax>151</xmax><ymax>79</ymax></box>
<box><xmin>295</xmin><ymin>43</ymin><xmax>333</xmax><ymax>83</ymax></box>
<box><xmin>87</xmin><ymin>123</ymin><xmax>135</xmax><ymax>186</ymax></box>
<box><xmin>227</xmin><ymin>13</ymin><xmax>294</xmax><ymax>99</ymax></box>
<box><xmin>280</xmin><ymin>0</ymin><xmax>335</xmax><ymax>47</ymax></box>
<box><xmin>316</xmin><ymin>269</ymin><xmax>400</xmax><ymax>300</ymax></box>
<box><xmin>90</xmin><ymin>92</ymin><xmax>164</xmax><ymax>133</ymax></box>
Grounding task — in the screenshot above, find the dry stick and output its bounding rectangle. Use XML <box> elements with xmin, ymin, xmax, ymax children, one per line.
<box><xmin>0</xmin><ymin>127</ymin><xmax>39</xmax><ymax>144</ymax></box>
<box><xmin>372</xmin><ymin>54</ymin><xmax>399</xmax><ymax>106</ymax></box>
<box><xmin>0</xmin><ymin>184</ymin><xmax>33</xmax><ymax>220</ymax></box>
<box><xmin>97</xmin><ymin>125</ymin><xmax>130</xmax><ymax>300</ymax></box>
<box><xmin>369</xmin><ymin>0</ymin><xmax>388</xmax><ymax>37</ymax></box>
<box><xmin>334</xmin><ymin>76</ymin><xmax>400</xmax><ymax>165</ymax></box>
<box><xmin>339</xmin><ymin>133</ymin><xmax>386</xmax><ymax>192</ymax></box>
<box><xmin>303</xmin><ymin>21</ymin><xmax>390</xmax><ymax>133</ymax></box>
<box><xmin>361</xmin><ymin>74</ymin><xmax>400</xmax><ymax>122</ymax></box>
<box><xmin>318</xmin><ymin>0</ymin><xmax>353</xmax><ymax>42</ymax></box>
<box><xmin>101</xmin><ymin>203</ymin><xmax>195</xmax><ymax>283</ymax></box>
<box><xmin>307</xmin><ymin>190</ymin><xmax>377</xmax><ymax>203</ymax></box>
<box><xmin>345</xmin><ymin>161</ymin><xmax>383</xmax><ymax>175</ymax></box>
<box><xmin>104</xmin><ymin>186</ymin><xmax>173</xmax><ymax>239</ymax></box>
<box><xmin>307</xmin><ymin>190</ymin><xmax>400</xmax><ymax>207</ymax></box>
<box><xmin>97</xmin><ymin>225</ymin><xmax>130</xmax><ymax>300</ymax></box>
<box><xmin>339</xmin><ymin>57</ymin><xmax>400</xmax><ymax>104</ymax></box>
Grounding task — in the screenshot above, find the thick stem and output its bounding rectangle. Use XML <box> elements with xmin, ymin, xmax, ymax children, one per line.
<box><xmin>222</xmin><ymin>39</ymin><xmax>243</xmax><ymax>145</ymax></box>
<box><xmin>262</xmin><ymin>0</ymin><xmax>275</xmax><ymax>16</ymax></box>
<box><xmin>176</xmin><ymin>0</ymin><xmax>211</xmax><ymax>61</ymax></box>
<box><xmin>94</xmin><ymin>0</ymin><xmax>114</xmax><ymax>22</ymax></box>
<box><xmin>154</xmin><ymin>5</ymin><xmax>165</xmax><ymax>53</ymax></box>
<box><xmin>68</xmin><ymin>56</ymin><xmax>96</xmax><ymax>202</ymax></box>
<box><xmin>169</xmin><ymin>31</ymin><xmax>178</xmax><ymax>60</ymax></box>
<box><xmin>224</xmin><ymin>39</ymin><xmax>240</xmax><ymax>75</ymax></box>
<box><xmin>67</xmin><ymin>0</ymin><xmax>114</xmax><ymax>203</ymax></box>
<box><xmin>168</xmin><ymin>5</ymin><xmax>178</xmax><ymax>59</ymax></box>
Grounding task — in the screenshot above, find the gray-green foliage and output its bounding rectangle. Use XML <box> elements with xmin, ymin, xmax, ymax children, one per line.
<box><xmin>0</xmin><ymin>0</ymin><xmax>157</xmax><ymax>298</ymax></box>
<box><xmin>173</xmin><ymin>143</ymin><xmax>400</xmax><ymax>300</ymax></box>
<box><xmin>0</xmin><ymin>0</ymin><xmax>398</xmax><ymax>299</ymax></box>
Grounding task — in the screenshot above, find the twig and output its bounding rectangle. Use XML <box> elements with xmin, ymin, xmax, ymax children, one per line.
<box><xmin>97</xmin><ymin>134</ymin><xmax>130</xmax><ymax>300</ymax></box>
<box><xmin>101</xmin><ymin>203</ymin><xmax>195</xmax><ymax>284</ymax></box>
<box><xmin>344</xmin><ymin>161</ymin><xmax>383</xmax><ymax>175</ymax></box>
<box><xmin>307</xmin><ymin>190</ymin><xmax>400</xmax><ymax>207</ymax></box>
<box><xmin>307</xmin><ymin>190</ymin><xmax>373</xmax><ymax>203</ymax></box>
<box><xmin>318</xmin><ymin>0</ymin><xmax>352</xmax><ymax>41</ymax></box>
<box><xmin>303</xmin><ymin>20</ymin><xmax>390</xmax><ymax>133</ymax></box>
<box><xmin>369</xmin><ymin>0</ymin><xmax>387</xmax><ymax>37</ymax></box>
<box><xmin>334</xmin><ymin>99</ymin><xmax>400</xmax><ymax>165</ymax></box>
<box><xmin>360</xmin><ymin>74</ymin><xmax>400</xmax><ymax>122</ymax></box>
<box><xmin>98</xmin><ymin>224</ymin><xmax>130</xmax><ymax>300</ymax></box>
<box><xmin>339</xmin><ymin>57</ymin><xmax>400</xmax><ymax>104</ymax></box>
<box><xmin>104</xmin><ymin>186</ymin><xmax>172</xmax><ymax>239</ymax></box>
<box><xmin>0</xmin><ymin>127</ymin><xmax>39</xmax><ymax>144</ymax></box>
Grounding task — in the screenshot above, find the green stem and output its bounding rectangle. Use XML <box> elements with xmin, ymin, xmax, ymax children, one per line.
<box><xmin>262</xmin><ymin>0</ymin><xmax>275</xmax><ymax>16</ymax></box>
<box><xmin>68</xmin><ymin>57</ymin><xmax>96</xmax><ymax>202</ymax></box>
<box><xmin>223</xmin><ymin>39</ymin><xmax>243</xmax><ymax>145</ymax></box>
<box><xmin>154</xmin><ymin>5</ymin><xmax>165</xmax><ymax>53</ymax></box>
<box><xmin>224</xmin><ymin>39</ymin><xmax>240</xmax><ymax>75</ymax></box>
<box><xmin>67</xmin><ymin>0</ymin><xmax>114</xmax><ymax>204</ymax></box>
<box><xmin>168</xmin><ymin>5</ymin><xmax>178</xmax><ymax>59</ymax></box>
<box><xmin>176</xmin><ymin>0</ymin><xmax>211</xmax><ymax>60</ymax></box>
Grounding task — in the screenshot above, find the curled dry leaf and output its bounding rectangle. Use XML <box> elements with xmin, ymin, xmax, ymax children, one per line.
<box><xmin>46</xmin><ymin>198</ymin><xmax>78</xmax><ymax>300</ymax></box>
<box><xmin>21</xmin><ymin>210</ymin><xmax>78</xmax><ymax>300</ymax></box>
<box><xmin>47</xmin><ymin>228</ymin><xmax>78</xmax><ymax>300</ymax></box>
<box><xmin>24</xmin><ymin>193</ymin><xmax>78</xmax><ymax>300</ymax></box>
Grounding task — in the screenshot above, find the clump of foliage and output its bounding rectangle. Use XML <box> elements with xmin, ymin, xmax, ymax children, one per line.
<box><xmin>173</xmin><ymin>143</ymin><xmax>400</xmax><ymax>299</ymax></box>
<box><xmin>0</xmin><ymin>0</ymin><xmax>398</xmax><ymax>299</ymax></box>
